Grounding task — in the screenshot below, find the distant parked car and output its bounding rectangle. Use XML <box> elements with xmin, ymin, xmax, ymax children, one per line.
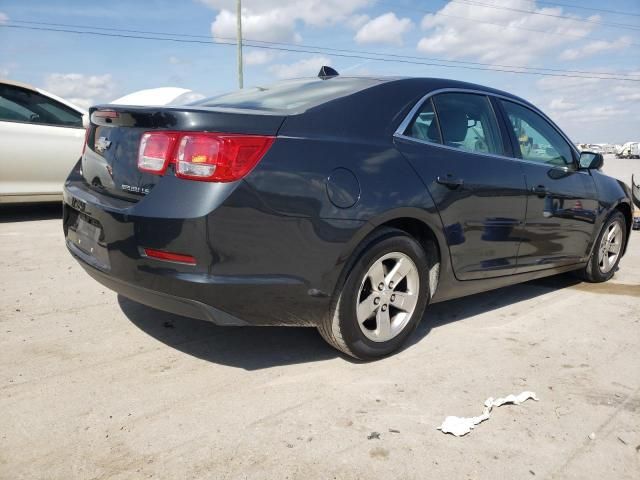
<box><xmin>617</xmin><ymin>142</ymin><xmax>640</xmax><ymax>159</ymax></box>
<box><xmin>0</xmin><ymin>80</ymin><xmax>87</xmax><ymax>204</ymax></box>
<box><xmin>63</xmin><ymin>73</ymin><xmax>634</xmax><ymax>359</ymax></box>
<box><xmin>110</xmin><ymin>87</ymin><xmax>204</xmax><ymax>106</ymax></box>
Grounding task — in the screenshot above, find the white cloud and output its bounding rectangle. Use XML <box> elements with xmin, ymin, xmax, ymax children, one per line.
<box><xmin>560</xmin><ymin>36</ymin><xmax>632</xmax><ymax>60</ymax></box>
<box><xmin>347</xmin><ymin>14</ymin><xmax>370</xmax><ymax>30</ymax></box>
<box><xmin>268</xmin><ymin>55</ymin><xmax>331</xmax><ymax>79</ymax></box>
<box><xmin>355</xmin><ymin>12</ymin><xmax>413</xmax><ymax>47</ymax></box>
<box><xmin>211</xmin><ymin>8</ymin><xmax>302</xmax><ymax>43</ymax></box>
<box><xmin>417</xmin><ymin>0</ymin><xmax>595</xmax><ymax>65</ymax></box>
<box><xmin>612</xmin><ymin>75</ymin><xmax>640</xmax><ymax>102</ymax></box>
<box><xmin>549</xmin><ymin>98</ymin><xmax>575</xmax><ymax>110</ymax></box>
<box><xmin>532</xmin><ymin>75</ymin><xmax>639</xmax><ymax>142</ymax></box>
<box><xmin>0</xmin><ymin>11</ymin><xmax>8</xmax><ymax>24</ymax></box>
<box><xmin>168</xmin><ymin>56</ymin><xmax>192</xmax><ymax>65</ymax></box>
<box><xmin>244</xmin><ymin>50</ymin><xmax>278</xmax><ymax>66</ymax></box>
<box><xmin>44</xmin><ymin>73</ymin><xmax>114</xmax><ymax>109</ymax></box>
<box><xmin>200</xmin><ymin>0</ymin><xmax>372</xmax><ymax>43</ymax></box>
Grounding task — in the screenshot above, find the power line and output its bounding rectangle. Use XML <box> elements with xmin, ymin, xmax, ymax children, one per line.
<box><xmin>2</xmin><ymin>23</ymin><xmax>639</xmax><ymax>82</ymax></box>
<box><xmin>521</xmin><ymin>0</ymin><xmax>640</xmax><ymax>17</ymax></box>
<box><xmin>11</xmin><ymin>11</ymin><xmax>640</xmax><ymax>50</ymax></box>
<box><xmin>376</xmin><ymin>2</ymin><xmax>640</xmax><ymax>46</ymax></box>
<box><xmin>450</xmin><ymin>0</ymin><xmax>640</xmax><ymax>30</ymax></box>
<box><xmin>6</xmin><ymin>20</ymin><xmax>640</xmax><ymax>80</ymax></box>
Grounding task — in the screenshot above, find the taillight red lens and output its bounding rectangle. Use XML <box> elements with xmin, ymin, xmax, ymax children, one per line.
<box><xmin>137</xmin><ymin>132</ymin><xmax>179</xmax><ymax>174</ymax></box>
<box><xmin>174</xmin><ymin>133</ymin><xmax>274</xmax><ymax>182</ymax></box>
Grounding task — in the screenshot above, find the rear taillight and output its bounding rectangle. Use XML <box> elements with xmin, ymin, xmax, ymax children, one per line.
<box><xmin>175</xmin><ymin>133</ymin><xmax>274</xmax><ymax>182</ymax></box>
<box><xmin>137</xmin><ymin>132</ymin><xmax>179</xmax><ymax>174</ymax></box>
<box><xmin>136</xmin><ymin>131</ymin><xmax>274</xmax><ymax>182</ymax></box>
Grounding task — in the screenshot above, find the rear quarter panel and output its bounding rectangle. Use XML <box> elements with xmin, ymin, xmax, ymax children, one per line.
<box><xmin>240</xmin><ymin>79</ymin><xmax>457</xmax><ymax>300</ymax></box>
<box><xmin>242</xmin><ymin>136</ymin><xmax>448</xmax><ymax>309</ymax></box>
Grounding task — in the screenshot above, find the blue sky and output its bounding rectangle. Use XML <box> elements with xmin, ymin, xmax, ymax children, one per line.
<box><xmin>1</xmin><ymin>0</ymin><xmax>638</xmax><ymax>143</ymax></box>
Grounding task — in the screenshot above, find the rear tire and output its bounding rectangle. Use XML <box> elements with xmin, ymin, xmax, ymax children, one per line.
<box><xmin>578</xmin><ymin>211</ymin><xmax>626</xmax><ymax>283</ymax></box>
<box><xmin>318</xmin><ymin>228</ymin><xmax>431</xmax><ymax>360</ymax></box>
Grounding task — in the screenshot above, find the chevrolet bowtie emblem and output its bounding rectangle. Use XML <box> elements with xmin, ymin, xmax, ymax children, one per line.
<box><xmin>95</xmin><ymin>136</ymin><xmax>112</xmax><ymax>153</ymax></box>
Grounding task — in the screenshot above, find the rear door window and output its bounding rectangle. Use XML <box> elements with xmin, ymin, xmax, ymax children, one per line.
<box><xmin>404</xmin><ymin>97</ymin><xmax>442</xmax><ymax>144</ymax></box>
<box><xmin>432</xmin><ymin>92</ymin><xmax>503</xmax><ymax>155</ymax></box>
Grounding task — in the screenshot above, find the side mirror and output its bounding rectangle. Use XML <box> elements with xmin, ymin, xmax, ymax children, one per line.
<box><xmin>579</xmin><ymin>151</ymin><xmax>604</xmax><ymax>170</ymax></box>
<box><xmin>82</xmin><ymin>113</ymin><xmax>90</xmax><ymax>129</ymax></box>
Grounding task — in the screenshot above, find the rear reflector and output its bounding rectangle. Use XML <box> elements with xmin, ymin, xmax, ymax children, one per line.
<box><xmin>143</xmin><ymin>248</ymin><xmax>196</xmax><ymax>265</ymax></box>
<box><xmin>138</xmin><ymin>132</ymin><xmax>179</xmax><ymax>174</ymax></box>
<box><xmin>136</xmin><ymin>131</ymin><xmax>274</xmax><ymax>182</ymax></box>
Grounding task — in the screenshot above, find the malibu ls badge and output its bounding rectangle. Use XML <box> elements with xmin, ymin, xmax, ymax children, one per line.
<box><xmin>121</xmin><ymin>184</ymin><xmax>150</xmax><ymax>195</ymax></box>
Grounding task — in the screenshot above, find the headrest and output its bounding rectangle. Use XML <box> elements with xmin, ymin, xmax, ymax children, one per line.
<box><xmin>427</xmin><ymin>119</ymin><xmax>440</xmax><ymax>142</ymax></box>
<box><xmin>438</xmin><ymin>107</ymin><xmax>468</xmax><ymax>143</ymax></box>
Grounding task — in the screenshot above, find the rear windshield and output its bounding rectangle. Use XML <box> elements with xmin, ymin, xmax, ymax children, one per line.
<box><xmin>192</xmin><ymin>77</ymin><xmax>381</xmax><ymax>113</ymax></box>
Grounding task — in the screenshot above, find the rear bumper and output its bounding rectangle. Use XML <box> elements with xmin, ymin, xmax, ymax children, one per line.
<box><xmin>69</xmin><ymin>243</ymin><xmax>247</xmax><ymax>326</ymax></box>
<box><xmin>62</xmin><ymin>171</ymin><xmax>362</xmax><ymax>327</ymax></box>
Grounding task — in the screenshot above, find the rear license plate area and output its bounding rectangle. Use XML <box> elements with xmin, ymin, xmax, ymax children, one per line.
<box><xmin>66</xmin><ymin>208</ymin><xmax>110</xmax><ymax>270</ymax></box>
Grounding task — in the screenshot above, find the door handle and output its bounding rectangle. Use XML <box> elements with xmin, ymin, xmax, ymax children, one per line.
<box><xmin>531</xmin><ymin>185</ymin><xmax>549</xmax><ymax>197</ymax></box>
<box><xmin>437</xmin><ymin>175</ymin><xmax>464</xmax><ymax>189</ymax></box>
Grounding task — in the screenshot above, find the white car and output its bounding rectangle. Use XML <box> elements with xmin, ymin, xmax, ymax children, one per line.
<box><xmin>110</xmin><ymin>87</ymin><xmax>204</xmax><ymax>106</ymax></box>
<box><xmin>0</xmin><ymin>80</ymin><xmax>87</xmax><ymax>204</ymax></box>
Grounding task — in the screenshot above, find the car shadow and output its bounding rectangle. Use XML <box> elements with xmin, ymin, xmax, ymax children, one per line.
<box><xmin>0</xmin><ymin>203</ymin><xmax>62</xmax><ymax>223</ymax></box>
<box><xmin>407</xmin><ymin>273</ymin><xmax>582</xmax><ymax>348</ymax></box>
<box><xmin>118</xmin><ymin>273</ymin><xmax>582</xmax><ymax>370</ymax></box>
<box><xmin>118</xmin><ymin>295</ymin><xmax>342</xmax><ymax>369</ymax></box>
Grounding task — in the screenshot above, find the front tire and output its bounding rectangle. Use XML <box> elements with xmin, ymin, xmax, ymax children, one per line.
<box><xmin>318</xmin><ymin>228</ymin><xmax>431</xmax><ymax>360</ymax></box>
<box><xmin>579</xmin><ymin>211</ymin><xmax>627</xmax><ymax>282</ymax></box>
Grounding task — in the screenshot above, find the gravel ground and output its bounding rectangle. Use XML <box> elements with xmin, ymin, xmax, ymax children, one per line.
<box><xmin>0</xmin><ymin>156</ymin><xmax>638</xmax><ymax>479</ymax></box>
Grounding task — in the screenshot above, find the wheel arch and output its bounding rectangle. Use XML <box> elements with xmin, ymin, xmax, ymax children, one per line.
<box><xmin>333</xmin><ymin>208</ymin><xmax>448</xmax><ymax>301</ymax></box>
<box><xmin>381</xmin><ymin>217</ymin><xmax>442</xmax><ymax>299</ymax></box>
<box><xmin>614</xmin><ymin>200</ymin><xmax>633</xmax><ymax>256</ymax></box>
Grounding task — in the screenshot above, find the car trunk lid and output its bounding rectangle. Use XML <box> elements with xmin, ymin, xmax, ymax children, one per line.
<box><xmin>82</xmin><ymin>105</ymin><xmax>285</xmax><ymax>202</ymax></box>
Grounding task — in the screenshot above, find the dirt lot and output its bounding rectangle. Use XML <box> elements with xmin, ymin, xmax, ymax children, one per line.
<box><xmin>1</xmin><ymin>157</ymin><xmax>639</xmax><ymax>479</ymax></box>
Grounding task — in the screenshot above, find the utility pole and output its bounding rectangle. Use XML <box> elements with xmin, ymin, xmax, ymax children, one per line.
<box><xmin>236</xmin><ymin>0</ymin><xmax>243</xmax><ymax>89</ymax></box>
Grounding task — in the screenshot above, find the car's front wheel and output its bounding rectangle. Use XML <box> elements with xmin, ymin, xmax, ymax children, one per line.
<box><xmin>579</xmin><ymin>210</ymin><xmax>627</xmax><ymax>282</ymax></box>
<box><xmin>318</xmin><ymin>228</ymin><xmax>431</xmax><ymax>360</ymax></box>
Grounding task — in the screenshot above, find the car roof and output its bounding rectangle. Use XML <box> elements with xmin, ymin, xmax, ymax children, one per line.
<box><xmin>0</xmin><ymin>78</ymin><xmax>40</xmax><ymax>91</ymax></box>
<box><xmin>191</xmin><ymin>75</ymin><xmax>532</xmax><ymax>116</ymax></box>
<box><xmin>353</xmin><ymin>75</ymin><xmax>532</xmax><ymax>106</ymax></box>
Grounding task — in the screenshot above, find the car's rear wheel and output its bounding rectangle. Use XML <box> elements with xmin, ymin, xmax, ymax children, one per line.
<box><xmin>579</xmin><ymin>210</ymin><xmax>627</xmax><ymax>282</ymax></box>
<box><xmin>318</xmin><ymin>228</ymin><xmax>431</xmax><ymax>360</ymax></box>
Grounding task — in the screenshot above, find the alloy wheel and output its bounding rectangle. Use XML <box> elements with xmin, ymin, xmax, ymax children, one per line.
<box><xmin>598</xmin><ymin>220</ymin><xmax>623</xmax><ymax>274</ymax></box>
<box><xmin>356</xmin><ymin>252</ymin><xmax>420</xmax><ymax>342</ymax></box>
